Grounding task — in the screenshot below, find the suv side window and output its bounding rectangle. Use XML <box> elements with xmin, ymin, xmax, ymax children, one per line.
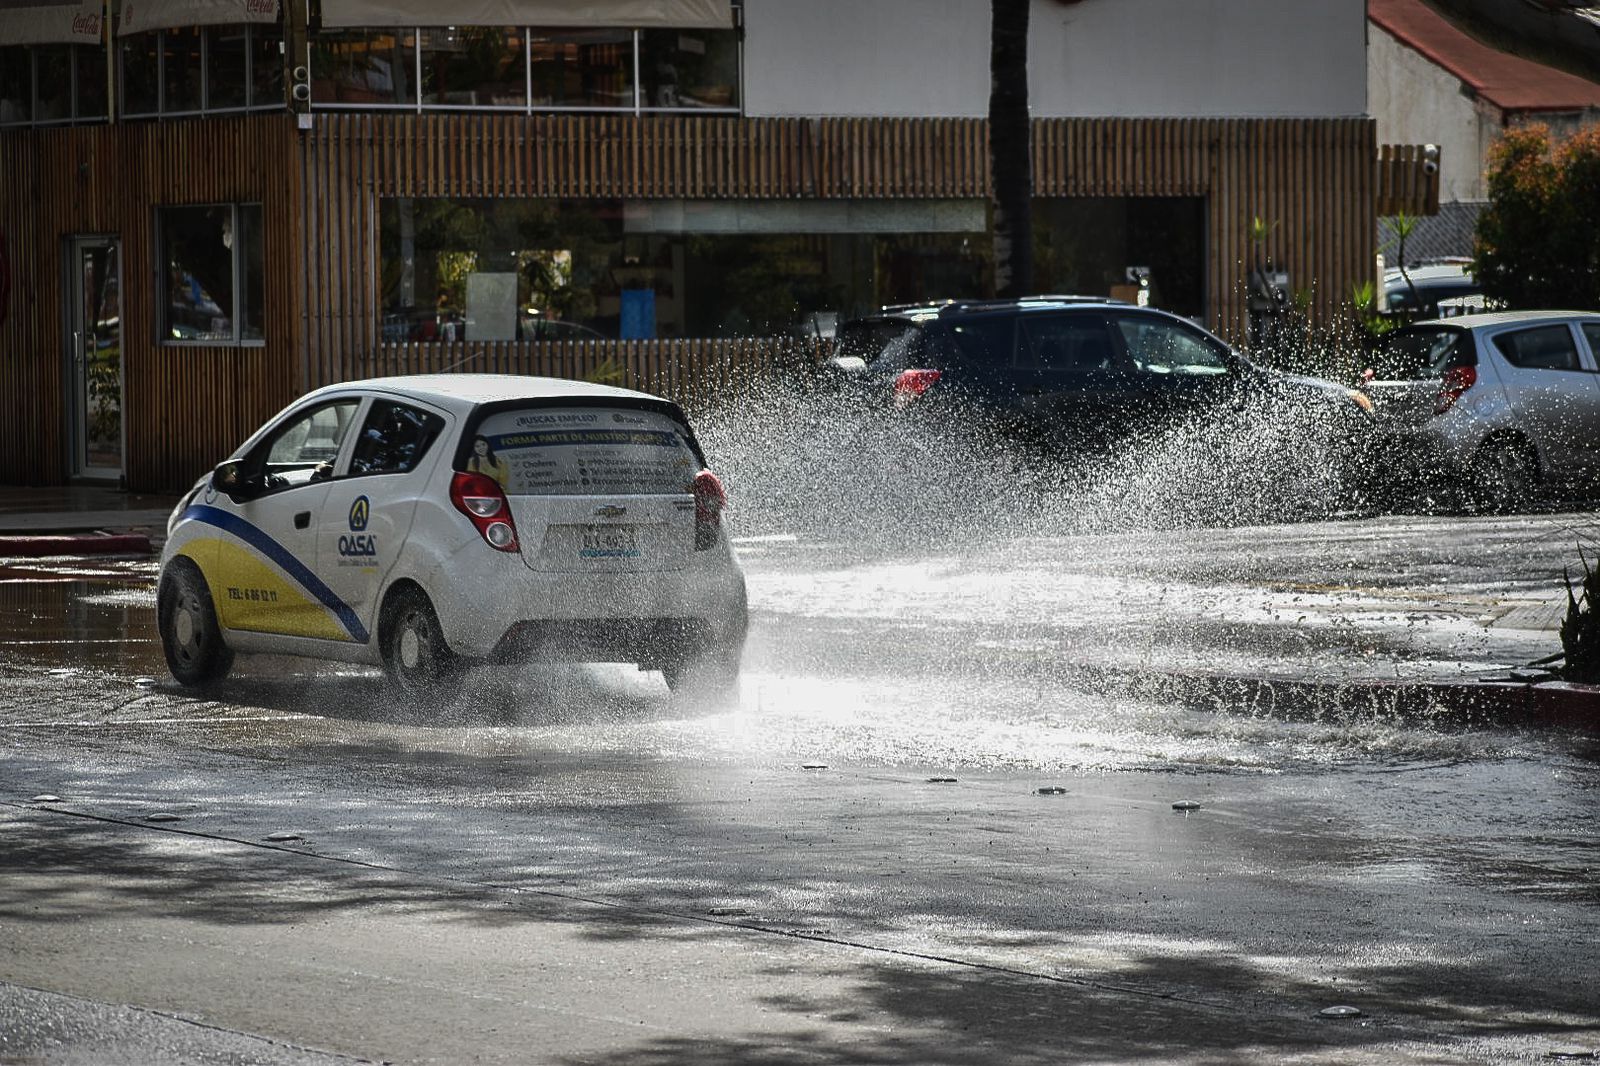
<box><xmin>258</xmin><ymin>400</ymin><xmax>361</xmax><ymax>489</ymax></box>
<box><xmin>349</xmin><ymin>400</ymin><xmax>445</xmax><ymax>476</ymax></box>
<box><xmin>948</xmin><ymin>316</ymin><xmax>1018</xmax><ymax>369</ymax></box>
<box><xmin>1019</xmin><ymin>315</ymin><xmax>1115</xmax><ymax>373</ymax></box>
<box><xmin>1494</xmin><ymin>325</ymin><xmax>1580</xmax><ymax>371</ymax></box>
<box><xmin>1114</xmin><ymin>315</ymin><xmax>1231</xmax><ymax>376</ymax></box>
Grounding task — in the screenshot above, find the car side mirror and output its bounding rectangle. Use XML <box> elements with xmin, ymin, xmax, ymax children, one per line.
<box><xmin>212</xmin><ymin>459</ymin><xmax>264</xmax><ymax>503</ymax></box>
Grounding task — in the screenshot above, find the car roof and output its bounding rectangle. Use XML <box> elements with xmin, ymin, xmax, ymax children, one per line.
<box><xmin>858</xmin><ymin>295</ymin><xmax>1128</xmax><ymax>321</ymax></box>
<box><xmin>1384</xmin><ymin>263</ymin><xmax>1474</xmax><ymax>285</ymax></box>
<box><xmin>301</xmin><ymin>374</ymin><xmax>667</xmax><ymax>414</ymax></box>
<box><xmin>1410</xmin><ymin>310</ymin><xmax>1600</xmax><ymax>329</ymax></box>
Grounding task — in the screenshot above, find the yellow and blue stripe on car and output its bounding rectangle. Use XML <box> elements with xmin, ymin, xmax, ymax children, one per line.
<box><xmin>176</xmin><ymin>505</ymin><xmax>370</xmax><ymax>644</ymax></box>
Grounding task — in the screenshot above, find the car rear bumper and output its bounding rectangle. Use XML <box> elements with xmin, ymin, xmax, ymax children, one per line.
<box><xmin>431</xmin><ymin>554</ymin><xmax>748</xmax><ymax>662</ymax></box>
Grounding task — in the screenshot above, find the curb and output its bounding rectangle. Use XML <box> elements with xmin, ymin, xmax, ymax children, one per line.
<box><xmin>0</xmin><ymin>532</ymin><xmax>154</xmax><ymax>558</ymax></box>
<box><xmin>1081</xmin><ymin>668</ymin><xmax>1600</xmax><ymax>729</ymax></box>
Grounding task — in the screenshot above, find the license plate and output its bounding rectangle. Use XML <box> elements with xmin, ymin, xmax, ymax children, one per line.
<box><xmin>579</xmin><ymin>524</ymin><xmax>640</xmax><ymax>558</ymax></box>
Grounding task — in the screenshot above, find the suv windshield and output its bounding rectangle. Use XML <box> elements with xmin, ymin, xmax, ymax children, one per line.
<box><xmin>1370</xmin><ymin>327</ymin><xmax>1471</xmax><ymax>381</ymax></box>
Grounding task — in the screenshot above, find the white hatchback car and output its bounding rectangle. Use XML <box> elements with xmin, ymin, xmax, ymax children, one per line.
<box><xmin>1360</xmin><ymin>311</ymin><xmax>1600</xmax><ymax>511</ymax></box>
<box><xmin>157</xmin><ymin>375</ymin><xmax>748</xmax><ymax>697</ymax></box>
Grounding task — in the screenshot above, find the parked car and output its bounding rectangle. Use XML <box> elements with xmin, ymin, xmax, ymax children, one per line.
<box><xmin>827</xmin><ymin>296</ymin><xmax>1374</xmax><ymax>461</ymax></box>
<box><xmin>1357</xmin><ymin>311</ymin><xmax>1600</xmax><ymax>511</ymax></box>
<box><xmin>157</xmin><ymin>374</ymin><xmax>747</xmax><ymax>699</ymax></box>
<box><xmin>1381</xmin><ymin>262</ymin><xmax>1488</xmax><ymax>319</ymax></box>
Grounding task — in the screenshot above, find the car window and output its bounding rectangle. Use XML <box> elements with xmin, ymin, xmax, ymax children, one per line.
<box><xmin>835</xmin><ymin>320</ymin><xmax>922</xmax><ymax>368</ymax></box>
<box><xmin>263</xmin><ymin>400</ymin><xmax>360</xmax><ymax>473</ymax></box>
<box><xmin>349</xmin><ymin>400</ymin><xmax>445</xmax><ymax>476</ymax></box>
<box><xmin>1582</xmin><ymin>323</ymin><xmax>1600</xmax><ymax>365</ymax></box>
<box><xmin>948</xmin><ymin>317</ymin><xmax>1017</xmax><ymax>368</ymax></box>
<box><xmin>1369</xmin><ymin>327</ymin><xmax>1471</xmax><ymax>381</ymax></box>
<box><xmin>1115</xmin><ymin>315</ymin><xmax>1230</xmax><ymax>376</ymax></box>
<box><xmin>1493</xmin><ymin>325</ymin><xmax>1580</xmax><ymax>371</ymax></box>
<box><xmin>472</xmin><ymin>406</ymin><xmax>700</xmax><ymax>495</ymax></box>
<box><xmin>1019</xmin><ymin>315</ymin><xmax>1115</xmax><ymax>373</ymax></box>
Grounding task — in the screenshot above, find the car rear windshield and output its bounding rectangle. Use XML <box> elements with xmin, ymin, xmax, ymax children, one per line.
<box><xmin>1368</xmin><ymin>327</ymin><xmax>1472</xmax><ymax>381</ymax></box>
<box><xmin>469</xmin><ymin>407</ymin><xmax>700</xmax><ymax>496</ymax></box>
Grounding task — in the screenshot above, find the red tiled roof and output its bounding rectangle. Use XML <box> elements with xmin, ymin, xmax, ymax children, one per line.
<box><xmin>1369</xmin><ymin>0</ymin><xmax>1600</xmax><ymax>112</ymax></box>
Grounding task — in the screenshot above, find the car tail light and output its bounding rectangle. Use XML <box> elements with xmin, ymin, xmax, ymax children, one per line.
<box><xmin>893</xmin><ymin>368</ymin><xmax>942</xmax><ymax>406</ymax></box>
<box><xmin>450</xmin><ymin>471</ymin><xmax>519</xmax><ymax>552</ymax></box>
<box><xmin>693</xmin><ymin>469</ymin><xmax>726</xmax><ymax>551</ymax></box>
<box><xmin>1435</xmin><ymin>365</ymin><xmax>1477</xmax><ymax>414</ymax></box>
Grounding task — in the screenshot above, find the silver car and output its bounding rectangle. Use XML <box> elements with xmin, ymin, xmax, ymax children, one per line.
<box><xmin>1360</xmin><ymin>311</ymin><xmax>1600</xmax><ymax>511</ymax></box>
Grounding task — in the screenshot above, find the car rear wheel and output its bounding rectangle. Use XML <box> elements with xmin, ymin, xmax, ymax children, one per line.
<box><xmin>662</xmin><ymin>644</ymin><xmax>741</xmax><ymax>705</ymax></box>
<box><xmin>381</xmin><ymin>586</ymin><xmax>460</xmax><ymax>697</ymax></box>
<box><xmin>157</xmin><ymin>559</ymin><xmax>234</xmax><ymax>686</ymax></box>
<box><xmin>1471</xmin><ymin>438</ymin><xmax>1538</xmax><ymax>514</ymax></box>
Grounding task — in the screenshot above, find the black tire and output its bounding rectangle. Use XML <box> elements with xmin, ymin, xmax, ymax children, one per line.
<box><xmin>380</xmin><ymin>586</ymin><xmax>460</xmax><ymax>697</ymax></box>
<box><xmin>1471</xmin><ymin>438</ymin><xmax>1538</xmax><ymax>515</ymax></box>
<box><xmin>662</xmin><ymin>644</ymin><xmax>742</xmax><ymax>705</ymax></box>
<box><xmin>157</xmin><ymin>559</ymin><xmax>234</xmax><ymax>686</ymax></box>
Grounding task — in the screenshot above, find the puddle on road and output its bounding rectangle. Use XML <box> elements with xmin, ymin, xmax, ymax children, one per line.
<box><xmin>0</xmin><ymin>569</ymin><xmax>166</xmax><ymax>676</ymax></box>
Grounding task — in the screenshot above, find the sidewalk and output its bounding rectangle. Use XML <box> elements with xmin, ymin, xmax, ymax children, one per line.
<box><xmin>0</xmin><ymin>485</ymin><xmax>177</xmax><ymax>556</ymax></box>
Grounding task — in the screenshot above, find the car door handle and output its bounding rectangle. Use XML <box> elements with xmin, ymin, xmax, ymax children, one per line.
<box><xmin>294</xmin><ymin>511</ymin><xmax>311</xmax><ymax>529</ymax></box>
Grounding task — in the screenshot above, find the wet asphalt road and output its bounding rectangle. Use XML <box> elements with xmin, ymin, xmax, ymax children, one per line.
<box><xmin>2</xmin><ymin>510</ymin><xmax>1598</xmax><ymax>1064</ymax></box>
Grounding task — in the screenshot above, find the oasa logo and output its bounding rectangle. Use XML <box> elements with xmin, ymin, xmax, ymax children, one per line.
<box><xmin>348</xmin><ymin>495</ymin><xmax>370</xmax><ymax>531</ymax></box>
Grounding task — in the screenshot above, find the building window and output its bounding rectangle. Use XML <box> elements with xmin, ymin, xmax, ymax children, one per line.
<box><xmin>159</xmin><ymin>203</ymin><xmax>264</xmax><ymax>345</ymax></box>
<box><xmin>639</xmin><ymin>28</ymin><xmax>738</xmax><ymax>110</ymax></box>
<box><xmin>0</xmin><ymin>43</ymin><xmax>111</xmax><ymax>127</ymax></box>
<box><xmin>529</xmin><ymin>29</ymin><xmax>632</xmax><ymax>109</ymax></box>
<box><xmin>421</xmin><ymin>26</ymin><xmax>525</xmax><ymax>108</ymax></box>
<box><xmin>310</xmin><ymin>28</ymin><xmax>416</xmax><ymax>106</ymax></box>
<box><xmin>309</xmin><ymin>25</ymin><xmax>738</xmax><ymax>114</ymax></box>
<box><xmin>119</xmin><ymin>26</ymin><xmax>284</xmax><ymax>118</ymax></box>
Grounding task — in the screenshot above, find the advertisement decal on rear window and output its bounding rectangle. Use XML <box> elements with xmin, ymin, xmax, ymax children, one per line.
<box><xmin>476</xmin><ymin>407</ymin><xmax>697</xmax><ymax>495</ymax></box>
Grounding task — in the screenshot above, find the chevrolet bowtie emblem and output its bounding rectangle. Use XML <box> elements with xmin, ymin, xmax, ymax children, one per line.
<box><xmin>594</xmin><ymin>505</ymin><xmax>627</xmax><ymax>518</ymax></box>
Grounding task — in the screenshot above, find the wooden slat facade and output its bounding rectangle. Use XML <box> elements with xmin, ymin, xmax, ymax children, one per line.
<box><xmin>1</xmin><ymin>111</ymin><xmax>1438</xmax><ymax>492</ymax></box>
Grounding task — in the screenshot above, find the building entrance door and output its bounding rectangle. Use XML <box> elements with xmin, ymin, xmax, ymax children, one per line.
<box><xmin>67</xmin><ymin>236</ymin><xmax>123</xmax><ymax>482</ymax></box>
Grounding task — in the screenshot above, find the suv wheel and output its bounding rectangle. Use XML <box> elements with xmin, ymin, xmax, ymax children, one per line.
<box><xmin>381</xmin><ymin>586</ymin><xmax>460</xmax><ymax>697</ymax></box>
<box><xmin>157</xmin><ymin>559</ymin><xmax>234</xmax><ymax>686</ymax></box>
<box><xmin>1472</xmin><ymin>438</ymin><xmax>1538</xmax><ymax>515</ymax></box>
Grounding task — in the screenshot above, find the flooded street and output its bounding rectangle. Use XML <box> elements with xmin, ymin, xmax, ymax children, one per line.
<box><xmin>3</xmin><ymin>495</ymin><xmax>1598</xmax><ymax>1063</ymax></box>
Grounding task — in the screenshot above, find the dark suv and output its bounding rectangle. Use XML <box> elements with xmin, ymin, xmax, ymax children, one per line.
<box><xmin>829</xmin><ymin>297</ymin><xmax>1372</xmax><ymax>453</ymax></box>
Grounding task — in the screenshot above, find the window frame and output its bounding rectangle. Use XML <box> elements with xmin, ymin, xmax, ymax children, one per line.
<box><xmin>156</xmin><ymin>201</ymin><xmax>266</xmax><ymax>348</ymax></box>
<box><xmin>1490</xmin><ymin>323</ymin><xmax>1586</xmax><ymax>373</ymax></box>
<box><xmin>309</xmin><ymin>25</ymin><xmax>742</xmax><ymax>116</ymax></box>
<box><xmin>119</xmin><ymin>25</ymin><xmax>284</xmax><ymax>120</ymax></box>
<box><xmin>0</xmin><ymin>43</ymin><xmax>111</xmax><ymax>128</ymax></box>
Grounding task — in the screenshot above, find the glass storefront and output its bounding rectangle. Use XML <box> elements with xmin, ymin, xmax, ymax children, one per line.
<box><xmin>1034</xmin><ymin>197</ymin><xmax>1207</xmax><ymax>320</ymax></box>
<box><xmin>378</xmin><ymin>198</ymin><xmax>989</xmax><ymax>342</ymax></box>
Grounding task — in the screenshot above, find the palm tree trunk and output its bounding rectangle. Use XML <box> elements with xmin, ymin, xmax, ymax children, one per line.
<box><xmin>990</xmin><ymin>0</ymin><xmax>1033</xmax><ymax>298</ymax></box>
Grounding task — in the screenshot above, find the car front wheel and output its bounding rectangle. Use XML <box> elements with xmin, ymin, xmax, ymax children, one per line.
<box><xmin>157</xmin><ymin>559</ymin><xmax>234</xmax><ymax>686</ymax></box>
<box><xmin>380</xmin><ymin>586</ymin><xmax>460</xmax><ymax>697</ymax></box>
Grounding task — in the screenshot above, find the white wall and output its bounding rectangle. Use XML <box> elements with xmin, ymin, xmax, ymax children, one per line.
<box><xmin>742</xmin><ymin>0</ymin><xmax>1366</xmax><ymax>119</ymax></box>
<box><xmin>1368</xmin><ymin>23</ymin><xmax>1498</xmax><ymax>202</ymax></box>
